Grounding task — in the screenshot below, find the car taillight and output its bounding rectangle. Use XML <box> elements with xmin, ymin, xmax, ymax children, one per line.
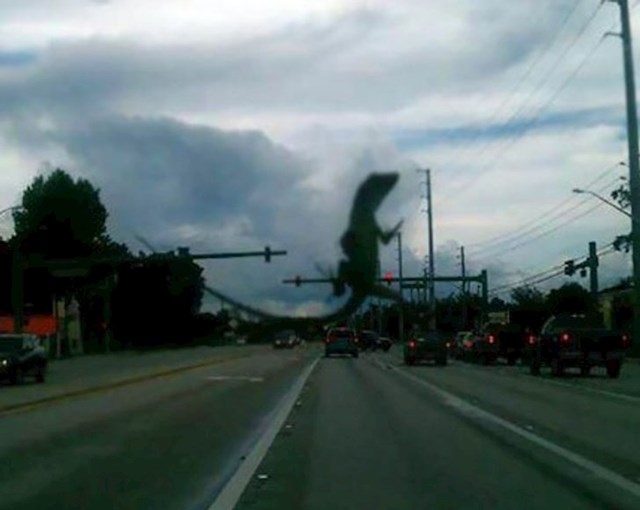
<box><xmin>560</xmin><ymin>332</ymin><xmax>571</xmax><ymax>344</ymax></box>
<box><xmin>408</xmin><ymin>340</ymin><xmax>417</xmax><ymax>349</ymax></box>
<box><xmin>527</xmin><ymin>335</ymin><xmax>536</xmax><ymax>345</ymax></box>
<box><xmin>488</xmin><ymin>335</ymin><xmax>495</xmax><ymax>344</ymax></box>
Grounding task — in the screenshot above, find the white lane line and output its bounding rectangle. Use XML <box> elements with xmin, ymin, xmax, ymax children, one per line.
<box><xmin>529</xmin><ymin>377</ymin><xmax>640</xmax><ymax>404</ymax></box>
<box><xmin>390</xmin><ymin>365</ymin><xmax>640</xmax><ymax>500</ymax></box>
<box><xmin>207</xmin><ymin>358</ymin><xmax>319</xmax><ymax>510</ymax></box>
<box><xmin>206</xmin><ymin>376</ymin><xmax>264</xmax><ymax>383</ymax></box>
<box><xmin>433</xmin><ymin>358</ymin><xmax>640</xmax><ymax>404</ymax></box>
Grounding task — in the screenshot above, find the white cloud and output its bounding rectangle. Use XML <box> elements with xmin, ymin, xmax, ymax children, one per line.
<box><xmin>0</xmin><ymin>0</ymin><xmax>636</xmax><ymax>312</ymax></box>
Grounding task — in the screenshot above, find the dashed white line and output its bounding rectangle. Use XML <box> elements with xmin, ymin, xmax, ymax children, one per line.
<box><xmin>207</xmin><ymin>358</ymin><xmax>318</xmax><ymax>510</ymax></box>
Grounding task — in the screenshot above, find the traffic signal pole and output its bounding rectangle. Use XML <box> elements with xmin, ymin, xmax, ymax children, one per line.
<box><xmin>611</xmin><ymin>0</ymin><xmax>640</xmax><ymax>345</ymax></box>
<box><xmin>397</xmin><ymin>232</ymin><xmax>405</xmax><ymax>342</ymax></box>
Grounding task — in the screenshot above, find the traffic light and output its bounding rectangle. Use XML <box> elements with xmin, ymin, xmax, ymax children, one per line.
<box><xmin>564</xmin><ymin>260</ymin><xmax>575</xmax><ymax>276</ymax></box>
<box><xmin>384</xmin><ymin>271</ymin><xmax>393</xmax><ymax>286</ymax></box>
<box><xmin>265</xmin><ymin>246</ymin><xmax>272</xmax><ymax>263</ymax></box>
<box><xmin>295</xmin><ymin>275</ymin><xmax>302</xmax><ymax>287</ymax></box>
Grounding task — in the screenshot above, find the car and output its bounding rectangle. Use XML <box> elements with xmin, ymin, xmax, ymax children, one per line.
<box><xmin>377</xmin><ymin>336</ymin><xmax>392</xmax><ymax>352</ymax></box>
<box><xmin>451</xmin><ymin>331</ymin><xmax>474</xmax><ymax>359</ymax></box>
<box><xmin>358</xmin><ymin>330</ymin><xmax>379</xmax><ymax>351</ymax></box>
<box><xmin>272</xmin><ymin>329</ymin><xmax>299</xmax><ymax>349</ymax></box>
<box><xmin>458</xmin><ymin>331</ymin><xmax>499</xmax><ymax>365</ymax></box>
<box><xmin>0</xmin><ymin>333</ymin><xmax>48</xmax><ymax>384</ymax></box>
<box><xmin>325</xmin><ymin>327</ymin><xmax>359</xmax><ymax>358</ymax></box>
<box><xmin>529</xmin><ymin>314</ymin><xmax>630</xmax><ymax>378</ymax></box>
<box><xmin>404</xmin><ymin>330</ymin><xmax>448</xmax><ymax>366</ymax></box>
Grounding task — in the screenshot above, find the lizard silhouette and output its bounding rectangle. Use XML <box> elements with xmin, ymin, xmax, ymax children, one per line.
<box><xmin>138</xmin><ymin>172</ymin><xmax>404</xmax><ymax>334</ymax></box>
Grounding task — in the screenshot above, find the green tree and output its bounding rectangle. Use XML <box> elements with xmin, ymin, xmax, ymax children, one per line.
<box><xmin>509</xmin><ymin>285</ymin><xmax>548</xmax><ymax>332</ymax></box>
<box><xmin>611</xmin><ymin>178</ymin><xmax>632</xmax><ymax>252</ymax></box>
<box><xmin>13</xmin><ymin>168</ymin><xmax>112</xmax><ymax>258</ymax></box>
<box><xmin>546</xmin><ymin>282</ymin><xmax>593</xmax><ymax>316</ymax></box>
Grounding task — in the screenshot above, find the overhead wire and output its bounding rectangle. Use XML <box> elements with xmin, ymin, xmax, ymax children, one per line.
<box><xmin>442</xmin><ymin>26</ymin><xmax>610</xmax><ymax>203</ymax></box>
<box><xmin>467</xmin><ymin>160</ymin><xmax>625</xmax><ymax>249</ymax></box>
<box><xmin>469</xmin><ymin>174</ymin><xmax>624</xmax><ymax>259</ymax></box>
<box><xmin>436</xmin><ymin>0</ymin><xmax>586</xmax><ymax>171</ymax></box>
<box><xmin>488</xmin><ymin>242</ymin><xmax>618</xmax><ymax>296</ymax></box>
<box><xmin>436</xmin><ymin>1</ymin><xmax>609</xmax><ymax>205</ymax></box>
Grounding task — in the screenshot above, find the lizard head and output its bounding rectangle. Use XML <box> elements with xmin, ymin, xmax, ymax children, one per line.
<box><xmin>358</xmin><ymin>172</ymin><xmax>400</xmax><ymax>210</ymax></box>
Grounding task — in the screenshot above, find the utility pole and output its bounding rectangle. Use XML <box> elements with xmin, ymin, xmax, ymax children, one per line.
<box><xmin>589</xmin><ymin>241</ymin><xmax>599</xmax><ymax>301</ymax></box>
<box><xmin>418</xmin><ymin>169</ymin><xmax>436</xmax><ymax>329</ymax></box>
<box><xmin>459</xmin><ymin>246</ymin><xmax>468</xmax><ymax>330</ymax></box>
<box><xmin>612</xmin><ymin>0</ymin><xmax>640</xmax><ymax>345</ymax></box>
<box><xmin>397</xmin><ymin>232</ymin><xmax>405</xmax><ymax>342</ymax></box>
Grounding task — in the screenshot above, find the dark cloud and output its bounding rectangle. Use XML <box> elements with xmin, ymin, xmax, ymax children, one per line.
<box><xmin>0</xmin><ymin>4</ymin><xmax>555</xmax><ymax>121</ymax></box>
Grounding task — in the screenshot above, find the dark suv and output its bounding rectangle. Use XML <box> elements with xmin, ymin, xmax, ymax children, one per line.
<box><xmin>0</xmin><ymin>334</ymin><xmax>48</xmax><ymax>384</ymax></box>
<box><xmin>325</xmin><ymin>327</ymin><xmax>359</xmax><ymax>358</ymax></box>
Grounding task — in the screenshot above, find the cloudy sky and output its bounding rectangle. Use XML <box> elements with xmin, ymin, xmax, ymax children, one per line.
<box><xmin>0</xmin><ymin>0</ymin><xmax>636</xmax><ymax>314</ymax></box>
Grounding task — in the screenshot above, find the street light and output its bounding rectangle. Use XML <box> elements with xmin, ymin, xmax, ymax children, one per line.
<box><xmin>572</xmin><ymin>188</ymin><xmax>640</xmax><ymax>224</ymax></box>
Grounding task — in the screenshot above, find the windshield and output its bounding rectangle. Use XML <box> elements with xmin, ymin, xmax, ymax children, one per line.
<box><xmin>1</xmin><ymin>2</ymin><xmax>639</xmax><ymax>510</ymax></box>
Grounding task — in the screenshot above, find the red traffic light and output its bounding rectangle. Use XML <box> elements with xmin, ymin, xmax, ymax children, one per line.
<box><xmin>383</xmin><ymin>271</ymin><xmax>393</xmax><ymax>285</ymax></box>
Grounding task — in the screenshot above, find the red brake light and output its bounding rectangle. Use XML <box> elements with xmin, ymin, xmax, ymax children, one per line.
<box><xmin>528</xmin><ymin>335</ymin><xmax>536</xmax><ymax>345</ymax></box>
<box><xmin>560</xmin><ymin>333</ymin><xmax>571</xmax><ymax>344</ymax></box>
<box><xmin>408</xmin><ymin>340</ymin><xmax>417</xmax><ymax>349</ymax></box>
<box><xmin>488</xmin><ymin>335</ymin><xmax>495</xmax><ymax>344</ymax></box>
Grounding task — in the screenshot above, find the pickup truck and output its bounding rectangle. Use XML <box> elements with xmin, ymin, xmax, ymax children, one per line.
<box><xmin>0</xmin><ymin>334</ymin><xmax>48</xmax><ymax>384</ymax></box>
<box><xmin>529</xmin><ymin>314</ymin><xmax>630</xmax><ymax>378</ymax></box>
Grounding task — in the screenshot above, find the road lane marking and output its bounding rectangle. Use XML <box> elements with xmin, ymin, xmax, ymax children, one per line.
<box><xmin>207</xmin><ymin>358</ymin><xmax>319</xmax><ymax>510</ymax></box>
<box><xmin>206</xmin><ymin>376</ymin><xmax>264</xmax><ymax>383</ymax></box>
<box><xmin>389</xmin><ymin>365</ymin><xmax>640</xmax><ymax>500</ymax></box>
<box><xmin>528</xmin><ymin>377</ymin><xmax>640</xmax><ymax>404</ymax></box>
<box><xmin>448</xmin><ymin>360</ymin><xmax>640</xmax><ymax>404</ymax></box>
<box><xmin>0</xmin><ymin>355</ymin><xmax>247</xmax><ymax>417</ymax></box>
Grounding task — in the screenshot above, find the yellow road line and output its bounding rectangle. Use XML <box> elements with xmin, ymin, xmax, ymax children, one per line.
<box><xmin>0</xmin><ymin>354</ymin><xmax>246</xmax><ymax>417</ymax></box>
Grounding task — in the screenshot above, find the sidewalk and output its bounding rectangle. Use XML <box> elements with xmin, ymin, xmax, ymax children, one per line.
<box><xmin>0</xmin><ymin>344</ymin><xmax>263</xmax><ymax>413</ymax></box>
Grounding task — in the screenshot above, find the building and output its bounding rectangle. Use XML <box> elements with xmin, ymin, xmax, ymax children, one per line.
<box><xmin>599</xmin><ymin>282</ymin><xmax>632</xmax><ymax>333</ymax></box>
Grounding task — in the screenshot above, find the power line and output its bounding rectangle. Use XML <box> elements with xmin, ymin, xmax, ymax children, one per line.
<box><xmin>488</xmin><ymin>242</ymin><xmax>617</xmax><ymax>296</ymax></box>
<box><xmin>470</xmin><ymin>174</ymin><xmax>622</xmax><ymax>258</ymax></box>
<box><xmin>437</xmin><ymin>0</ymin><xmax>586</xmax><ymax>171</ymax></box>
<box><xmin>467</xmin><ymin>160</ymin><xmax>625</xmax><ymax>249</ymax></box>
<box><xmin>437</xmin><ymin>2</ymin><xmax>608</xmax><ymax>204</ymax></box>
<box><xmin>442</xmin><ymin>26</ymin><xmax>609</xmax><ymax>204</ymax></box>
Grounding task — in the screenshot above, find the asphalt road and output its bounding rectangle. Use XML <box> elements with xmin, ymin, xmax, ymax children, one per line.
<box><xmin>3</xmin><ymin>346</ymin><xmax>640</xmax><ymax>509</ymax></box>
<box><xmin>236</xmin><ymin>351</ymin><xmax>640</xmax><ymax>510</ymax></box>
<box><xmin>0</xmin><ymin>346</ymin><xmax>315</xmax><ymax>510</ymax></box>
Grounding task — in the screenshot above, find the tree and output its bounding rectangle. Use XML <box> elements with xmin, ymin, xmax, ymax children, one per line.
<box><xmin>611</xmin><ymin>179</ymin><xmax>632</xmax><ymax>252</ymax></box>
<box><xmin>111</xmin><ymin>254</ymin><xmax>204</xmax><ymax>347</ymax></box>
<box><xmin>546</xmin><ymin>282</ymin><xmax>593</xmax><ymax>316</ymax></box>
<box><xmin>509</xmin><ymin>285</ymin><xmax>548</xmax><ymax>332</ymax></box>
<box><xmin>13</xmin><ymin>168</ymin><xmax>111</xmax><ymax>258</ymax></box>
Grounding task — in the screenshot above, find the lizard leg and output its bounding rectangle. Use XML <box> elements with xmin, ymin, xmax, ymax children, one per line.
<box><xmin>369</xmin><ymin>284</ymin><xmax>405</xmax><ymax>303</ymax></box>
<box><xmin>380</xmin><ymin>219</ymin><xmax>404</xmax><ymax>244</ymax></box>
<box><xmin>333</xmin><ymin>261</ymin><xmax>349</xmax><ymax>297</ymax></box>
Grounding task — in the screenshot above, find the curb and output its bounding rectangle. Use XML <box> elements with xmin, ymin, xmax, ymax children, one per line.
<box><xmin>0</xmin><ymin>353</ymin><xmax>247</xmax><ymax>416</ymax></box>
